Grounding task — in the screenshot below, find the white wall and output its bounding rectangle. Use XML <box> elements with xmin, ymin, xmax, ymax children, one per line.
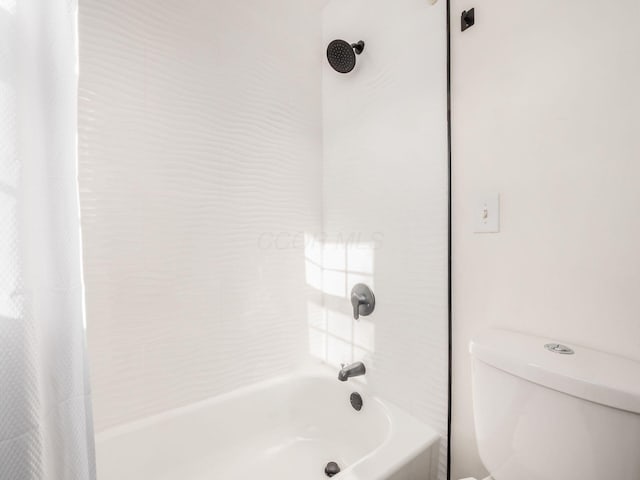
<box><xmin>79</xmin><ymin>0</ymin><xmax>325</xmax><ymax>431</ymax></box>
<box><xmin>451</xmin><ymin>0</ymin><xmax>640</xmax><ymax>478</ymax></box>
<box><xmin>321</xmin><ymin>1</ymin><xmax>449</xmax><ymax>478</ymax></box>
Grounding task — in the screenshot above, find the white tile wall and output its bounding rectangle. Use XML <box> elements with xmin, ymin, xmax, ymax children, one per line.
<box><xmin>79</xmin><ymin>0</ymin><xmax>325</xmax><ymax>431</ymax></box>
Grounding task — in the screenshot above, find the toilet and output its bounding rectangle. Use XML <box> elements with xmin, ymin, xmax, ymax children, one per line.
<box><xmin>465</xmin><ymin>328</ymin><xmax>640</xmax><ymax>480</ymax></box>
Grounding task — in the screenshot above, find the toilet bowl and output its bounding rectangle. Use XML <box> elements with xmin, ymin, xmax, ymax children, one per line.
<box><xmin>468</xmin><ymin>329</ymin><xmax>640</xmax><ymax>480</ymax></box>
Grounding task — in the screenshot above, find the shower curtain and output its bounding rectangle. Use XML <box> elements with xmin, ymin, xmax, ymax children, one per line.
<box><xmin>0</xmin><ymin>0</ymin><xmax>96</xmax><ymax>479</ymax></box>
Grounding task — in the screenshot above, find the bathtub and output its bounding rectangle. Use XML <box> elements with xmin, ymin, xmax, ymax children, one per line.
<box><xmin>96</xmin><ymin>367</ymin><xmax>441</xmax><ymax>480</ymax></box>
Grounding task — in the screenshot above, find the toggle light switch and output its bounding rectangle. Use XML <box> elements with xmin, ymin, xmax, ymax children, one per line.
<box><xmin>473</xmin><ymin>193</ymin><xmax>500</xmax><ymax>233</ymax></box>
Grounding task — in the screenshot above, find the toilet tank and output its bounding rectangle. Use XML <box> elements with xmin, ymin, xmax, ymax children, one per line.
<box><xmin>469</xmin><ymin>329</ymin><xmax>640</xmax><ymax>480</ymax></box>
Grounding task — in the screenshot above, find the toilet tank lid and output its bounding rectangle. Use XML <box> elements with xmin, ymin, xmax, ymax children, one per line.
<box><xmin>470</xmin><ymin>329</ymin><xmax>640</xmax><ymax>415</ymax></box>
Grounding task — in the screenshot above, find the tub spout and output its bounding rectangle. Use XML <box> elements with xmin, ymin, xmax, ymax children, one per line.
<box><xmin>338</xmin><ymin>361</ymin><xmax>366</xmax><ymax>382</ymax></box>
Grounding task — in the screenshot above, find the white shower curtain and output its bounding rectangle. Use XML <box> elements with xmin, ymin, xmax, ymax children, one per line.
<box><xmin>0</xmin><ymin>1</ymin><xmax>96</xmax><ymax>479</ymax></box>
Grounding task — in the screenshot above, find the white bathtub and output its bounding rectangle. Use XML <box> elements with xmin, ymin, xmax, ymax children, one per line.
<box><xmin>96</xmin><ymin>368</ymin><xmax>441</xmax><ymax>480</ymax></box>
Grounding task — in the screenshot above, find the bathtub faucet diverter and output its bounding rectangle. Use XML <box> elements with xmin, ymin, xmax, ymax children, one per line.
<box><xmin>338</xmin><ymin>361</ymin><xmax>366</xmax><ymax>381</ymax></box>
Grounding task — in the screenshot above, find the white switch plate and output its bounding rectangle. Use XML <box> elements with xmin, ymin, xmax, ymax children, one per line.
<box><xmin>473</xmin><ymin>193</ymin><xmax>500</xmax><ymax>233</ymax></box>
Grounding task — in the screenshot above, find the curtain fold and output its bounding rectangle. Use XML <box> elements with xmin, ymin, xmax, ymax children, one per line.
<box><xmin>0</xmin><ymin>0</ymin><xmax>96</xmax><ymax>479</ymax></box>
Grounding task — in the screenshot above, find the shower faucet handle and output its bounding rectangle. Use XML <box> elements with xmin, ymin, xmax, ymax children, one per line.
<box><xmin>350</xmin><ymin>284</ymin><xmax>375</xmax><ymax>320</ymax></box>
<box><xmin>351</xmin><ymin>292</ymin><xmax>367</xmax><ymax>320</ymax></box>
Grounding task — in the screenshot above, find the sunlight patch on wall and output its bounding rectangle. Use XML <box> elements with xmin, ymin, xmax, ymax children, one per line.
<box><xmin>305</xmin><ymin>232</ymin><xmax>377</xmax><ymax>367</ymax></box>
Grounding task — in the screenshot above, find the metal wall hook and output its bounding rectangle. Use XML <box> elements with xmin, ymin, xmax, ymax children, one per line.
<box><xmin>350</xmin><ymin>284</ymin><xmax>375</xmax><ymax>320</ymax></box>
<box><xmin>461</xmin><ymin>8</ymin><xmax>475</xmax><ymax>32</ymax></box>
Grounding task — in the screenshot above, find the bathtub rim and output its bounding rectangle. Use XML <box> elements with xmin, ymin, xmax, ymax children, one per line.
<box><xmin>95</xmin><ymin>363</ymin><xmax>441</xmax><ymax>480</ymax></box>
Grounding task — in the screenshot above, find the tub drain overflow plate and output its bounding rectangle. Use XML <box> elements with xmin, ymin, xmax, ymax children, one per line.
<box><xmin>350</xmin><ymin>392</ymin><xmax>363</xmax><ymax>411</ymax></box>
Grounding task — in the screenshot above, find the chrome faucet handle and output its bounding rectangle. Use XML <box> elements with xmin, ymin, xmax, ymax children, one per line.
<box><xmin>351</xmin><ymin>293</ymin><xmax>367</xmax><ymax>320</ymax></box>
<box><xmin>350</xmin><ymin>284</ymin><xmax>375</xmax><ymax>320</ymax></box>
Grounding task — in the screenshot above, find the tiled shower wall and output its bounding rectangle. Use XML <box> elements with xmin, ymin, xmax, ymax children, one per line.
<box><xmin>320</xmin><ymin>1</ymin><xmax>449</xmax><ymax>478</ymax></box>
<box><xmin>80</xmin><ymin>4</ymin><xmax>449</xmax><ymax>477</ymax></box>
<box><xmin>79</xmin><ymin>0</ymin><xmax>325</xmax><ymax>431</ymax></box>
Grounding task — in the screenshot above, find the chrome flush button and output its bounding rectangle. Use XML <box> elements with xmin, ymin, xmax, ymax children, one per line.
<box><xmin>545</xmin><ymin>343</ymin><xmax>575</xmax><ymax>355</ymax></box>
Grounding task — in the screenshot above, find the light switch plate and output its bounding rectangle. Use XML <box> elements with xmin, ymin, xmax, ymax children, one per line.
<box><xmin>473</xmin><ymin>193</ymin><xmax>500</xmax><ymax>233</ymax></box>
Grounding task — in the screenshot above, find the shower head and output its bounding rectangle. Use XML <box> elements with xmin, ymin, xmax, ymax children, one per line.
<box><xmin>326</xmin><ymin>40</ymin><xmax>365</xmax><ymax>74</ymax></box>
